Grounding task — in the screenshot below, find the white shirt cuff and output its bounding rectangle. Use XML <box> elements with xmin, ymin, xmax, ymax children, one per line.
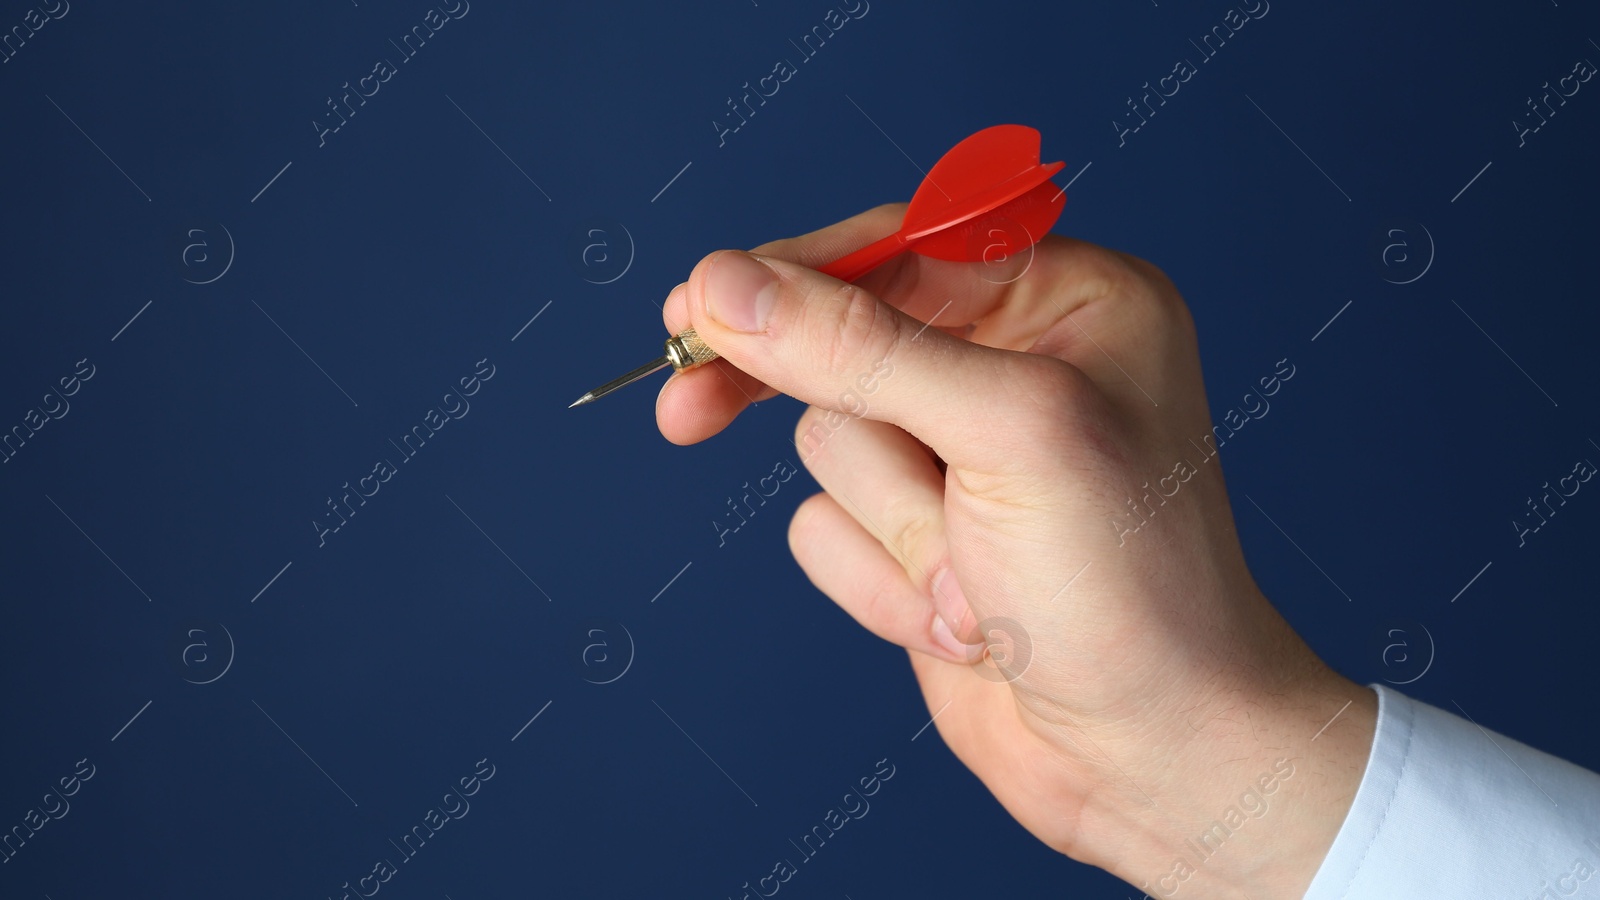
<box><xmin>1304</xmin><ymin>683</ymin><xmax>1600</xmax><ymax>898</ymax></box>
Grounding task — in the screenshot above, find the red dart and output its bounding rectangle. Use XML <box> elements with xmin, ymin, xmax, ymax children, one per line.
<box><xmin>570</xmin><ymin>124</ymin><xmax>1068</xmax><ymax>407</ymax></box>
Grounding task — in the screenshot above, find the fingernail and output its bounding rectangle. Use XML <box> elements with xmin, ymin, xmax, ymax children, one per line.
<box><xmin>705</xmin><ymin>252</ymin><xmax>779</xmax><ymax>333</ymax></box>
<box><xmin>931</xmin><ymin>615</ymin><xmax>971</xmax><ymax>661</ymax></box>
<box><xmin>931</xmin><ymin>567</ymin><xmax>973</xmax><ymax>637</ymax></box>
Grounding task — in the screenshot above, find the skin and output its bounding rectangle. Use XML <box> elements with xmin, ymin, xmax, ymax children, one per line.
<box><xmin>656</xmin><ymin>204</ymin><xmax>1377</xmax><ymax>898</ymax></box>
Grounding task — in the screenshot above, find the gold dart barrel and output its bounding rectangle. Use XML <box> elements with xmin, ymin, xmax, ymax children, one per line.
<box><xmin>663</xmin><ymin>328</ymin><xmax>720</xmax><ymax>370</ymax></box>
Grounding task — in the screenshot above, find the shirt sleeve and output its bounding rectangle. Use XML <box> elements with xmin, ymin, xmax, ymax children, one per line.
<box><xmin>1303</xmin><ymin>683</ymin><xmax>1600</xmax><ymax>899</ymax></box>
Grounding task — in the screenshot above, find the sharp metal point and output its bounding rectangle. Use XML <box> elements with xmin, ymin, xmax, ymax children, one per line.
<box><xmin>569</xmin><ymin>356</ymin><xmax>672</xmax><ymax>408</ymax></box>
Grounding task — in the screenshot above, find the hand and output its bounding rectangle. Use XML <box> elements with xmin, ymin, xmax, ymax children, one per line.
<box><xmin>657</xmin><ymin>205</ymin><xmax>1377</xmax><ymax>898</ymax></box>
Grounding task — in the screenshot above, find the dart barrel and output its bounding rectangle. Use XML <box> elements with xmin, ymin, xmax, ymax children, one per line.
<box><xmin>664</xmin><ymin>328</ymin><xmax>720</xmax><ymax>371</ymax></box>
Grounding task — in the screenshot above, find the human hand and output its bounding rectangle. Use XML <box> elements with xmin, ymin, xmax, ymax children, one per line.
<box><xmin>656</xmin><ymin>204</ymin><xmax>1377</xmax><ymax>898</ymax></box>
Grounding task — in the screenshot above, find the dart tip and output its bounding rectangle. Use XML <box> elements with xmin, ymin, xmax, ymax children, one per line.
<box><xmin>568</xmin><ymin>393</ymin><xmax>594</xmax><ymax>409</ymax></box>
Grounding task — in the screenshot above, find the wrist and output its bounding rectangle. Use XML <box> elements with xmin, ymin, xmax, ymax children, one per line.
<box><xmin>1072</xmin><ymin>618</ymin><xmax>1377</xmax><ymax>896</ymax></box>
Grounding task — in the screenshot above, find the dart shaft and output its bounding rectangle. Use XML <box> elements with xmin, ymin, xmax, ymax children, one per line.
<box><xmin>573</xmin><ymin>356</ymin><xmax>671</xmax><ymax>406</ymax></box>
<box><xmin>567</xmin><ymin>330</ymin><xmax>719</xmax><ymax>407</ymax></box>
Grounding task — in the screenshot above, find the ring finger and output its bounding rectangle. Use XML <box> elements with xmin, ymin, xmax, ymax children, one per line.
<box><xmin>793</xmin><ymin>407</ymin><xmax>975</xmax><ymax>639</ymax></box>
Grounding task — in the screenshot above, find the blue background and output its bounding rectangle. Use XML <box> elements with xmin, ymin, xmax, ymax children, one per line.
<box><xmin>2</xmin><ymin>0</ymin><xmax>1597</xmax><ymax>897</ymax></box>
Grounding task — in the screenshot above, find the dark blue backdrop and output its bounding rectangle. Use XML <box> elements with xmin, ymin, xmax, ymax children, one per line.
<box><xmin>2</xmin><ymin>1</ymin><xmax>1597</xmax><ymax>897</ymax></box>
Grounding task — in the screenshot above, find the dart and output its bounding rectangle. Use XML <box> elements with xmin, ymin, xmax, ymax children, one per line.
<box><xmin>569</xmin><ymin>124</ymin><xmax>1068</xmax><ymax>408</ymax></box>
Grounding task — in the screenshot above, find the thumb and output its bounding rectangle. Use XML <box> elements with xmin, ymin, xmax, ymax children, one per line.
<box><xmin>687</xmin><ymin>249</ymin><xmax>1078</xmax><ymax>473</ymax></box>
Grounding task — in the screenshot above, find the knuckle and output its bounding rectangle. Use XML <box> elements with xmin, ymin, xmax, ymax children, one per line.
<box><xmin>884</xmin><ymin>511</ymin><xmax>937</xmax><ymax>579</ymax></box>
<box><xmin>1001</xmin><ymin>354</ymin><xmax>1117</xmax><ymax>451</ymax></box>
<box><xmin>1061</xmin><ymin>239</ymin><xmax>1128</xmax><ymax>297</ymax></box>
<box><xmin>1108</xmin><ymin>249</ymin><xmax>1194</xmax><ymax>337</ymax></box>
<box><xmin>804</xmin><ymin>280</ymin><xmax>897</xmax><ymax>375</ymax></box>
<box><xmin>1040</xmin><ymin>244</ymin><xmax>1200</xmax><ymax>397</ymax></box>
<box><xmin>1052</xmin><ymin>239</ymin><xmax>1193</xmax><ymax>339</ymax></box>
<box><xmin>1015</xmin><ymin>353</ymin><xmax>1094</xmax><ymax>408</ymax></box>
